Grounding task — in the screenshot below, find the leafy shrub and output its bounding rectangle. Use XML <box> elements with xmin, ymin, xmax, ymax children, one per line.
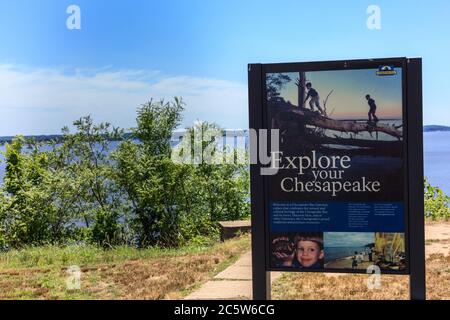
<box><xmin>0</xmin><ymin>98</ymin><xmax>250</xmax><ymax>249</ymax></box>
<box><xmin>424</xmin><ymin>178</ymin><xmax>450</xmax><ymax>220</ymax></box>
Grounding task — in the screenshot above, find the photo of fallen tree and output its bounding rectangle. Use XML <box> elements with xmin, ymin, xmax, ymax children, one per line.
<box><xmin>266</xmin><ymin>69</ymin><xmax>404</xmax><ymax>202</ymax></box>
<box><xmin>267</xmin><ymin>72</ymin><xmax>403</xmax><ymax>158</ymax></box>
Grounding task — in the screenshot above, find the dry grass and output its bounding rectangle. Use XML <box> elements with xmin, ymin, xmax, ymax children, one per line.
<box><xmin>0</xmin><ymin>234</ymin><xmax>250</xmax><ymax>300</ymax></box>
<box><xmin>272</xmin><ymin>253</ymin><xmax>450</xmax><ymax>300</ymax></box>
<box><xmin>2</xmin><ymin>221</ymin><xmax>449</xmax><ymax>300</ymax></box>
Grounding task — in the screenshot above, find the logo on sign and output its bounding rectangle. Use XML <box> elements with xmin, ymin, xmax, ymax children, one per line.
<box><xmin>376</xmin><ymin>65</ymin><xmax>397</xmax><ymax>76</ymax></box>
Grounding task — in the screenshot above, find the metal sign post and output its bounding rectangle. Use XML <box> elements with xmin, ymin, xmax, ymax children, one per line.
<box><xmin>248</xmin><ymin>63</ymin><xmax>271</xmax><ymax>300</ymax></box>
<box><xmin>406</xmin><ymin>58</ymin><xmax>426</xmax><ymax>300</ymax></box>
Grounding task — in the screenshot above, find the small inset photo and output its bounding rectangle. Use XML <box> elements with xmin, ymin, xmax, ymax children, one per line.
<box><xmin>324</xmin><ymin>232</ymin><xmax>375</xmax><ymax>270</ymax></box>
<box><xmin>374</xmin><ymin>233</ymin><xmax>406</xmax><ymax>271</ymax></box>
<box><xmin>271</xmin><ymin>232</ymin><xmax>324</xmax><ymax>270</ymax></box>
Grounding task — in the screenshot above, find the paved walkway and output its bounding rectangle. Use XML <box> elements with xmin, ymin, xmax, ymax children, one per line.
<box><xmin>185</xmin><ymin>251</ymin><xmax>281</xmax><ymax>299</ymax></box>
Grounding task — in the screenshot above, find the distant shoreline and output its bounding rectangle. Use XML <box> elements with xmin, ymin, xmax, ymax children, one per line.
<box><xmin>424</xmin><ymin>125</ymin><xmax>450</xmax><ymax>132</ymax></box>
<box><xmin>324</xmin><ymin>255</ymin><xmax>373</xmax><ymax>270</ymax></box>
<box><xmin>1</xmin><ymin>125</ymin><xmax>450</xmax><ymax>145</ymax></box>
<box><xmin>0</xmin><ymin>133</ymin><xmax>133</xmax><ymax>145</ymax></box>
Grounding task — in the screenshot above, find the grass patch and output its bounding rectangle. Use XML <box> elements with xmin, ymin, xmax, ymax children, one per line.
<box><xmin>0</xmin><ymin>234</ymin><xmax>250</xmax><ymax>300</ymax></box>
<box><xmin>0</xmin><ymin>236</ymin><xmax>234</xmax><ymax>270</ymax></box>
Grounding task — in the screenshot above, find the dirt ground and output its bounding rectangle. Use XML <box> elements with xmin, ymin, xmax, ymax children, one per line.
<box><xmin>425</xmin><ymin>221</ymin><xmax>450</xmax><ymax>257</ymax></box>
<box><xmin>0</xmin><ymin>235</ymin><xmax>251</xmax><ymax>300</ymax></box>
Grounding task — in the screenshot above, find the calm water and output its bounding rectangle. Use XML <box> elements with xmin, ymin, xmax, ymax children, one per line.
<box><xmin>1</xmin><ymin>131</ymin><xmax>449</xmax><ymax>195</ymax></box>
<box><xmin>325</xmin><ymin>246</ymin><xmax>368</xmax><ymax>262</ymax></box>
<box><xmin>424</xmin><ymin>131</ymin><xmax>450</xmax><ymax>195</ymax></box>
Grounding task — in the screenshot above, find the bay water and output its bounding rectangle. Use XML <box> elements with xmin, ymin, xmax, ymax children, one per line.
<box><xmin>0</xmin><ymin>132</ymin><xmax>449</xmax><ymax>195</ymax></box>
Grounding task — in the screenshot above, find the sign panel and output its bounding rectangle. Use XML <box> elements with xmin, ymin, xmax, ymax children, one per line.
<box><xmin>263</xmin><ymin>59</ymin><xmax>408</xmax><ymax>274</ymax></box>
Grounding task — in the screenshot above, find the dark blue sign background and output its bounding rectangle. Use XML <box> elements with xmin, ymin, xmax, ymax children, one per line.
<box><xmin>269</xmin><ymin>201</ymin><xmax>405</xmax><ymax>232</ymax></box>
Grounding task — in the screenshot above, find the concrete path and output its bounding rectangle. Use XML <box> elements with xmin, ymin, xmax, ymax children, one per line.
<box><xmin>185</xmin><ymin>251</ymin><xmax>282</xmax><ymax>300</ymax></box>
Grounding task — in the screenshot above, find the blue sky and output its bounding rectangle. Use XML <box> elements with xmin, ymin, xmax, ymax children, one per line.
<box><xmin>324</xmin><ymin>232</ymin><xmax>374</xmax><ymax>248</ymax></box>
<box><xmin>276</xmin><ymin>68</ymin><xmax>402</xmax><ymax>120</ymax></box>
<box><xmin>0</xmin><ymin>0</ymin><xmax>449</xmax><ymax>135</ymax></box>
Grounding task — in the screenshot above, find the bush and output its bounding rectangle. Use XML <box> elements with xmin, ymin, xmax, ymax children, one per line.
<box><xmin>424</xmin><ymin>178</ymin><xmax>450</xmax><ymax>220</ymax></box>
<box><xmin>0</xmin><ymin>98</ymin><xmax>250</xmax><ymax>249</ymax></box>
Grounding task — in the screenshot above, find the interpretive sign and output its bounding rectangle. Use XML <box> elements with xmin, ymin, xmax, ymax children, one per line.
<box><xmin>248</xmin><ymin>58</ymin><xmax>425</xmax><ymax>299</ymax></box>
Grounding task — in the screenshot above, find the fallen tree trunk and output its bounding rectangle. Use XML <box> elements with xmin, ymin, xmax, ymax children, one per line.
<box><xmin>281</xmin><ymin>135</ymin><xmax>402</xmax><ymax>157</ymax></box>
<box><xmin>317</xmin><ymin>135</ymin><xmax>402</xmax><ymax>157</ymax></box>
<box><xmin>272</xmin><ymin>105</ymin><xmax>403</xmax><ymax>139</ymax></box>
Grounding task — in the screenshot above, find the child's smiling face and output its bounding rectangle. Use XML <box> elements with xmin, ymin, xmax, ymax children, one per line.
<box><xmin>296</xmin><ymin>240</ymin><xmax>324</xmax><ymax>268</ymax></box>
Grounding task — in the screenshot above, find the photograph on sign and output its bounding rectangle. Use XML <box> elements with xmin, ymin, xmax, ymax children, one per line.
<box><xmin>265</xmin><ymin>64</ymin><xmax>407</xmax><ymax>273</ymax></box>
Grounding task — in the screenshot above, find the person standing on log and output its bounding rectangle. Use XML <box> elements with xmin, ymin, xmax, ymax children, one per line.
<box><xmin>304</xmin><ymin>82</ymin><xmax>326</xmax><ymax>116</ymax></box>
<box><xmin>365</xmin><ymin>94</ymin><xmax>379</xmax><ymax>122</ymax></box>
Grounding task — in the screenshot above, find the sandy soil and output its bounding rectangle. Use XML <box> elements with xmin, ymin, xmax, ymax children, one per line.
<box><xmin>425</xmin><ymin>221</ymin><xmax>450</xmax><ymax>257</ymax></box>
<box><xmin>425</xmin><ymin>221</ymin><xmax>450</xmax><ymax>241</ymax></box>
<box><xmin>325</xmin><ymin>256</ymin><xmax>374</xmax><ymax>270</ymax></box>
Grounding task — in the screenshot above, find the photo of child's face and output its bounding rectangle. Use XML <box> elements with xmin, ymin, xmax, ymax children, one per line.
<box><xmin>296</xmin><ymin>240</ymin><xmax>324</xmax><ymax>268</ymax></box>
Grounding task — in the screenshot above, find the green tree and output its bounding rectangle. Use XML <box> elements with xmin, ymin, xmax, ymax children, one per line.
<box><xmin>0</xmin><ymin>137</ymin><xmax>67</xmax><ymax>246</ymax></box>
<box><xmin>57</xmin><ymin>116</ymin><xmax>126</xmax><ymax>246</ymax></box>
<box><xmin>0</xmin><ymin>97</ymin><xmax>251</xmax><ymax>249</ymax></box>
<box><xmin>112</xmin><ymin>98</ymin><xmax>188</xmax><ymax>246</ymax></box>
<box><xmin>173</xmin><ymin>121</ymin><xmax>250</xmax><ymax>223</ymax></box>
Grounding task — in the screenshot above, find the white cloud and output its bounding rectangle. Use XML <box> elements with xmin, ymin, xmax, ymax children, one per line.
<box><xmin>0</xmin><ymin>64</ymin><xmax>248</xmax><ymax>136</ymax></box>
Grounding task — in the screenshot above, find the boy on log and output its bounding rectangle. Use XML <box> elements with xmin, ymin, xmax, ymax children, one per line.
<box><xmin>305</xmin><ymin>82</ymin><xmax>326</xmax><ymax>116</ymax></box>
<box><xmin>365</xmin><ymin>94</ymin><xmax>379</xmax><ymax>122</ymax></box>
